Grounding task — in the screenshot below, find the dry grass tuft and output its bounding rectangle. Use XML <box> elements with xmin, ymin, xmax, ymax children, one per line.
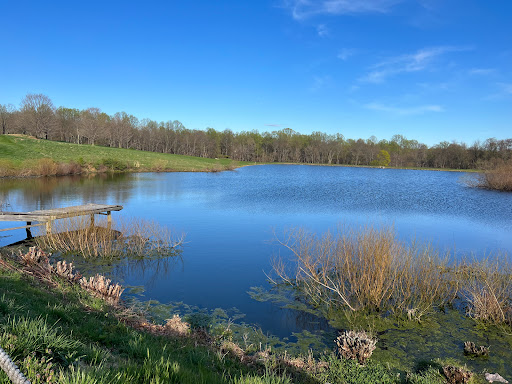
<box><xmin>54</xmin><ymin>260</ymin><xmax>81</xmax><ymax>282</ymax></box>
<box><xmin>164</xmin><ymin>314</ymin><xmax>191</xmax><ymax>337</ymax></box>
<box><xmin>459</xmin><ymin>256</ymin><xmax>512</xmax><ymax>324</ymax></box>
<box><xmin>80</xmin><ymin>274</ymin><xmax>124</xmax><ymax>303</ymax></box>
<box><xmin>334</xmin><ymin>330</ymin><xmax>377</xmax><ymax>365</ymax></box>
<box><xmin>18</xmin><ymin>246</ymin><xmax>50</xmax><ymax>265</ymax></box>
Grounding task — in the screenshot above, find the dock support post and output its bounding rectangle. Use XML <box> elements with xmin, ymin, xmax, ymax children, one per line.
<box><xmin>25</xmin><ymin>222</ymin><xmax>33</xmax><ymax>239</ymax></box>
<box><xmin>46</xmin><ymin>221</ymin><xmax>52</xmax><ymax>235</ymax></box>
<box><xmin>90</xmin><ymin>214</ymin><xmax>95</xmax><ymax>227</ymax></box>
<box><xmin>107</xmin><ymin>211</ymin><xmax>112</xmax><ymax>230</ymax></box>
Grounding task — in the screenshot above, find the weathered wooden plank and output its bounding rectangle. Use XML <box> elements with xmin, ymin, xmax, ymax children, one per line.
<box><xmin>0</xmin><ymin>215</ymin><xmax>50</xmax><ymax>222</ymax></box>
<box><xmin>0</xmin><ymin>223</ymin><xmax>45</xmax><ymax>232</ymax></box>
<box><xmin>0</xmin><ymin>204</ymin><xmax>123</xmax><ymax>222</ymax></box>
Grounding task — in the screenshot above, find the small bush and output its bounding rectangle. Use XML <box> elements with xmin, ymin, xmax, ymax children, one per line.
<box><xmin>56</xmin><ymin>161</ymin><xmax>82</xmax><ymax>176</ymax></box>
<box><xmin>468</xmin><ymin>159</ymin><xmax>512</xmax><ymax>191</ymax></box>
<box><xmin>97</xmin><ymin>158</ymin><xmax>128</xmax><ymax>172</ymax></box>
<box><xmin>34</xmin><ymin>158</ymin><xmax>58</xmax><ymax>176</ymax></box>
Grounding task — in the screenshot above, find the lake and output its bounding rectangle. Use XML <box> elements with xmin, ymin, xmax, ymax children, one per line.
<box><xmin>1</xmin><ymin>165</ymin><xmax>512</xmax><ymax>353</ymax></box>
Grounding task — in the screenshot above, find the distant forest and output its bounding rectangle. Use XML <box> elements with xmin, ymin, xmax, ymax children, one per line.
<box><xmin>1</xmin><ymin>93</ymin><xmax>511</xmax><ymax>169</ymax></box>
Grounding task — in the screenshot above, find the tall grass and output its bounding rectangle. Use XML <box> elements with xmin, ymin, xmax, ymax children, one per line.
<box><xmin>459</xmin><ymin>256</ymin><xmax>512</xmax><ymax>324</ymax></box>
<box><xmin>273</xmin><ymin>226</ymin><xmax>455</xmax><ymax>319</ymax></box>
<box><xmin>273</xmin><ymin>225</ymin><xmax>512</xmax><ymax>325</ymax></box>
<box><xmin>35</xmin><ymin>216</ymin><xmax>185</xmax><ymax>259</ymax></box>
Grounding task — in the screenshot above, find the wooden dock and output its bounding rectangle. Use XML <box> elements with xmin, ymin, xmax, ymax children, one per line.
<box><xmin>0</xmin><ymin>203</ymin><xmax>123</xmax><ymax>237</ymax></box>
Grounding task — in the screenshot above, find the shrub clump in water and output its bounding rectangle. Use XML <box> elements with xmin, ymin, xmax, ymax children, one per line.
<box><xmin>463</xmin><ymin>341</ymin><xmax>489</xmax><ymax>357</ymax></box>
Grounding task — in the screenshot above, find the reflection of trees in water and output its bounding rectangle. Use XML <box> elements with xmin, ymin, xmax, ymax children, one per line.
<box><xmin>0</xmin><ymin>173</ymin><xmax>134</xmax><ymax>209</ymax></box>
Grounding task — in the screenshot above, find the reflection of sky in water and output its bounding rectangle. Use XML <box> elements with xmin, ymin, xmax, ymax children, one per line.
<box><xmin>1</xmin><ymin>166</ymin><xmax>512</xmax><ymax>338</ymax></box>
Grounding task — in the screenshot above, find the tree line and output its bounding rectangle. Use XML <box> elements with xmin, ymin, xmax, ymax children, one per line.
<box><xmin>1</xmin><ymin>93</ymin><xmax>511</xmax><ymax>169</ymax></box>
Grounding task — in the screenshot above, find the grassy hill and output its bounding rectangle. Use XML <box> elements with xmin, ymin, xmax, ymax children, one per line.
<box><xmin>0</xmin><ymin>135</ymin><xmax>247</xmax><ymax>176</ymax></box>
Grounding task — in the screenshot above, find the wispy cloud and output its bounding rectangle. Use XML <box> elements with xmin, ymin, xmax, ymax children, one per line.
<box><xmin>337</xmin><ymin>48</ymin><xmax>356</xmax><ymax>61</ymax></box>
<box><xmin>265</xmin><ymin>124</ymin><xmax>285</xmax><ymax>127</ymax></box>
<box><xmin>283</xmin><ymin>0</ymin><xmax>402</xmax><ymax>20</ymax></box>
<box><xmin>360</xmin><ymin>46</ymin><xmax>470</xmax><ymax>83</ymax></box>
<box><xmin>468</xmin><ymin>68</ymin><xmax>495</xmax><ymax>76</ymax></box>
<box><xmin>365</xmin><ymin>102</ymin><xmax>444</xmax><ymax>115</ymax></box>
<box><xmin>316</xmin><ymin>24</ymin><xmax>328</xmax><ymax>37</ymax></box>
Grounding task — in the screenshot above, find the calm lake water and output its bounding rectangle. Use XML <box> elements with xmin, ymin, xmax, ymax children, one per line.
<box><xmin>2</xmin><ymin>165</ymin><xmax>512</xmax><ymax>342</ymax></box>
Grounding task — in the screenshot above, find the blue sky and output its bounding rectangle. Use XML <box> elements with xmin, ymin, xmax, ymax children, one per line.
<box><xmin>0</xmin><ymin>0</ymin><xmax>510</xmax><ymax>145</ymax></box>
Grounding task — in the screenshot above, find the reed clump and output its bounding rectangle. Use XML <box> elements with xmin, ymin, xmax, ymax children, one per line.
<box><xmin>273</xmin><ymin>226</ymin><xmax>456</xmax><ymax>319</ymax></box>
<box><xmin>35</xmin><ymin>216</ymin><xmax>185</xmax><ymax>259</ymax></box>
<box><xmin>459</xmin><ymin>256</ymin><xmax>512</xmax><ymax>324</ymax></box>
<box><xmin>273</xmin><ymin>225</ymin><xmax>512</xmax><ymax>326</ymax></box>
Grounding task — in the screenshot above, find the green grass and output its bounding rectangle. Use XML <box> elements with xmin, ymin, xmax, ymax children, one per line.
<box><xmin>0</xmin><ymin>263</ymin><xmax>294</xmax><ymax>383</ymax></box>
<box><xmin>0</xmin><ymin>255</ymin><xmax>489</xmax><ymax>384</ymax></box>
<box><xmin>0</xmin><ymin>135</ymin><xmax>247</xmax><ymax>173</ymax></box>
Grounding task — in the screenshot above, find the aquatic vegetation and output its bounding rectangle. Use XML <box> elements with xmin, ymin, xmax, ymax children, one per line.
<box><xmin>463</xmin><ymin>341</ymin><xmax>489</xmax><ymax>357</ymax></box>
<box><xmin>459</xmin><ymin>256</ymin><xmax>512</xmax><ymax>325</ymax></box>
<box><xmin>272</xmin><ymin>225</ymin><xmax>456</xmax><ymax>319</ymax></box>
<box><xmin>272</xmin><ymin>225</ymin><xmax>512</xmax><ymax>329</ymax></box>
<box><xmin>35</xmin><ymin>215</ymin><xmax>185</xmax><ymax>259</ymax></box>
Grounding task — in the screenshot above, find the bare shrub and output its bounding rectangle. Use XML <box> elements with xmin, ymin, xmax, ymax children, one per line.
<box><xmin>334</xmin><ymin>330</ymin><xmax>377</xmax><ymax>365</ymax></box>
<box><xmin>18</xmin><ymin>246</ymin><xmax>50</xmax><ymax>266</ymax></box>
<box><xmin>34</xmin><ymin>158</ymin><xmax>58</xmax><ymax>176</ymax></box>
<box><xmin>56</xmin><ymin>161</ymin><xmax>82</xmax><ymax>176</ymax></box>
<box><xmin>35</xmin><ymin>216</ymin><xmax>185</xmax><ymax>259</ymax></box>
<box><xmin>466</xmin><ymin>159</ymin><xmax>512</xmax><ymax>191</ymax></box>
<box><xmin>272</xmin><ymin>225</ymin><xmax>455</xmax><ymax>318</ymax></box>
<box><xmin>80</xmin><ymin>274</ymin><xmax>124</xmax><ymax>303</ymax></box>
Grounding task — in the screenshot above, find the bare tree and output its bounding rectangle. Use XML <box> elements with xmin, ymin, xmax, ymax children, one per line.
<box><xmin>20</xmin><ymin>93</ymin><xmax>56</xmax><ymax>139</ymax></box>
<box><xmin>0</xmin><ymin>104</ymin><xmax>16</xmax><ymax>135</ymax></box>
